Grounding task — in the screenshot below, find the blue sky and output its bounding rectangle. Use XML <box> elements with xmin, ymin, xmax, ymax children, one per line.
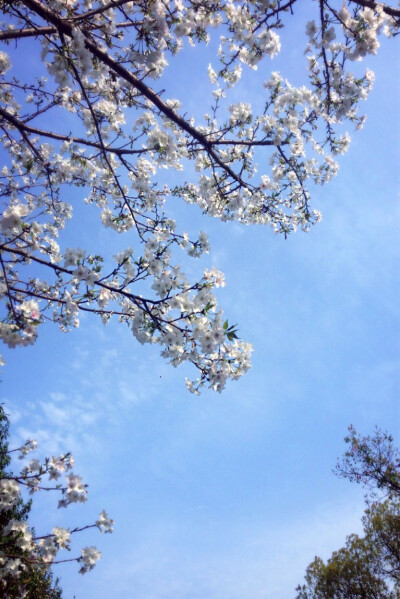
<box><xmin>1</xmin><ymin>5</ymin><xmax>400</xmax><ymax>599</ymax></box>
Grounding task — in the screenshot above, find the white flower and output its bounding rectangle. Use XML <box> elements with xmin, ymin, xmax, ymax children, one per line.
<box><xmin>79</xmin><ymin>546</ymin><xmax>101</xmax><ymax>573</ymax></box>
<box><xmin>18</xmin><ymin>300</ymin><xmax>40</xmax><ymax>321</ymax></box>
<box><xmin>208</xmin><ymin>64</ymin><xmax>218</xmax><ymax>84</ymax></box>
<box><xmin>52</xmin><ymin>526</ymin><xmax>71</xmax><ymax>548</ymax></box>
<box><xmin>229</xmin><ymin>102</ymin><xmax>252</xmax><ymax>126</ymax></box>
<box><xmin>204</xmin><ymin>268</ymin><xmax>226</xmax><ymax>288</ymax></box>
<box><xmin>0</xmin><ymin>203</ymin><xmax>30</xmax><ymax>232</ymax></box>
<box><xmin>0</xmin><ymin>479</ymin><xmax>20</xmax><ymax>510</ymax></box>
<box><xmin>0</xmin><ymin>51</ymin><xmax>11</xmax><ymax>73</ymax></box>
<box><xmin>96</xmin><ymin>510</ymin><xmax>114</xmax><ymax>533</ymax></box>
<box><xmin>305</xmin><ymin>21</ymin><xmax>318</xmax><ymax>38</ymax></box>
<box><xmin>64</xmin><ymin>248</ymin><xmax>86</xmax><ymax>267</ymax></box>
<box><xmin>18</xmin><ymin>439</ymin><xmax>38</xmax><ymax>459</ymax></box>
<box><xmin>27</xmin><ymin>458</ymin><xmax>41</xmax><ymax>472</ymax></box>
<box><xmin>322</xmin><ymin>27</ymin><xmax>336</xmax><ymax>46</ymax></box>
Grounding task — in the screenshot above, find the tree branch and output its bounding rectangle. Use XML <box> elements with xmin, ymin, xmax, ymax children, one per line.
<box><xmin>0</xmin><ymin>25</ymin><xmax>55</xmax><ymax>40</ymax></box>
<box><xmin>349</xmin><ymin>0</ymin><xmax>400</xmax><ymax>18</ymax></box>
<box><xmin>19</xmin><ymin>0</ymin><xmax>252</xmax><ymax>188</ymax></box>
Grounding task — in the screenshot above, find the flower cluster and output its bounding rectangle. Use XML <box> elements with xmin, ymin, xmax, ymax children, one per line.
<box><xmin>0</xmin><ymin>437</ymin><xmax>113</xmax><ymax>588</ymax></box>
<box><xmin>0</xmin><ymin>0</ymin><xmax>398</xmax><ymax>391</ymax></box>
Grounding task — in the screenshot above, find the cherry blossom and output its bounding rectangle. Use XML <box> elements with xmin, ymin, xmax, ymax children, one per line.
<box><xmin>0</xmin><ymin>0</ymin><xmax>398</xmax><ymax>393</ymax></box>
<box><xmin>1</xmin><ymin>435</ymin><xmax>113</xmax><ymax>587</ymax></box>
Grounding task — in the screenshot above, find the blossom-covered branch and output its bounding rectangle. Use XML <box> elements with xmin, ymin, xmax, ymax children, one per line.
<box><xmin>0</xmin><ymin>0</ymin><xmax>398</xmax><ymax>392</ymax></box>
<box><xmin>0</xmin><ymin>406</ymin><xmax>113</xmax><ymax>595</ymax></box>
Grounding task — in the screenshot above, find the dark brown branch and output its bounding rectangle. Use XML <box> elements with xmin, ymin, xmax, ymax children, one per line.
<box><xmin>0</xmin><ymin>107</ymin><xmax>281</xmax><ymax>156</ymax></box>
<box><xmin>349</xmin><ymin>0</ymin><xmax>400</xmax><ymax>18</ymax></box>
<box><xmin>7</xmin><ymin>284</ymin><xmax>127</xmax><ymax>318</ymax></box>
<box><xmin>0</xmin><ymin>18</ymin><xmax>141</xmax><ymax>40</ymax></box>
<box><xmin>2</xmin><ymin>552</ymin><xmax>84</xmax><ymax>566</ymax></box>
<box><xmin>0</xmin><ymin>105</ymin><xmax>145</xmax><ymax>155</ymax></box>
<box><xmin>1</xmin><ymin>243</ymin><xmax>145</xmax><ymax>300</ymax></box>
<box><xmin>34</xmin><ymin>524</ymin><xmax>97</xmax><ymax>542</ymax></box>
<box><xmin>0</xmin><ymin>254</ymin><xmax>19</xmax><ymax>321</ymax></box>
<box><xmin>211</xmin><ymin>139</ymin><xmax>277</xmax><ymax>146</ymax></box>
<box><xmin>0</xmin><ymin>25</ymin><xmax>55</xmax><ymax>40</ymax></box>
<box><xmin>1</xmin><ymin>244</ymin><xmax>192</xmax><ymax>316</ymax></box>
<box><xmin>68</xmin><ymin>0</ymin><xmax>136</xmax><ymax>23</ymax></box>
<box><xmin>19</xmin><ymin>0</ymin><xmax>250</xmax><ymax>187</ymax></box>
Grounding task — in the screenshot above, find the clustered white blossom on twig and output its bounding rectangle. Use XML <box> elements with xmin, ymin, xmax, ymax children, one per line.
<box><xmin>1</xmin><ymin>435</ymin><xmax>113</xmax><ymax>588</ymax></box>
<box><xmin>0</xmin><ymin>0</ymin><xmax>398</xmax><ymax>392</ymax></box>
